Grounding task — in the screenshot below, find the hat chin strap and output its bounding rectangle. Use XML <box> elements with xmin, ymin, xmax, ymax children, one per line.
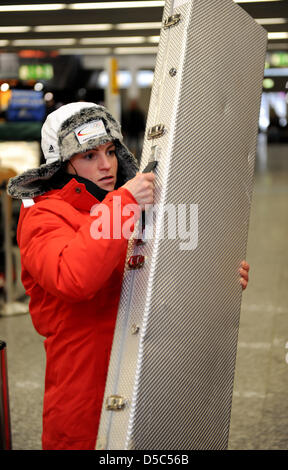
<box><xmin>67</xmin><ymin>160</ymin><xmax>79</xmax><ymax>176</ymax></box>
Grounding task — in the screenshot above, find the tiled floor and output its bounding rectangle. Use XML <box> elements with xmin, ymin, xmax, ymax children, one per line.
<box><xmin>229</xmin><ymin>136</ymin><xmax>288</xmax><ymax>450</ymax></box>
<box><xmin>0</xmin><ymin>313</ymin><xmax>44</xmax><ymax>450</ymax></box>
<box><xmin>0</xmin><ymin>134</ymin><xmax>288</xmax><ymax>450</ymax></box>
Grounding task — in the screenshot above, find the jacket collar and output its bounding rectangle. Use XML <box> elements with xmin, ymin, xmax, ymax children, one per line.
<box><xmin>36</xmin><ymin>178</ymin><xmax>103</xmax><ymax>212</ymax></box>
<box><xmin>48</xmin><ymin>171</ymin><xmax>109</xmax><ymax>201</ymax></box>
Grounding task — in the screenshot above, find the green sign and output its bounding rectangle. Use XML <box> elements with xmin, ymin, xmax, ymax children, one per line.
<box><xmin>19</xmin><ymin>64</ymin><xmax>54</xmax><ymax>81</ymax></box>
<box><xmin>270</xmin><ymin>52</ymin><xmax>288</xmax><ymax>68</ymax></box>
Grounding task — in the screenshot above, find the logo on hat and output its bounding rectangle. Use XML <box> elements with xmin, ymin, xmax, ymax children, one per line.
<box><xmin>48</xmin><ymin>145</ymin><xmax>55</xmax><ymax>153</ymax></box>
<box><xmin>74</xmin><ymin>120</ymin><xmax>107</xmax><ymax>144</ymax></box>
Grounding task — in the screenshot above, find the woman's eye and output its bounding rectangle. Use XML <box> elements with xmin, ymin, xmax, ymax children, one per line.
<box><xmin>84</xmin><ymin>153</ymin><xmax>94</xmax><ymax>160</ymax></box>
<box><xmin>108</xmin><ymin>149</ymin><xmax>116</xmax><ymax>156</ymax></box>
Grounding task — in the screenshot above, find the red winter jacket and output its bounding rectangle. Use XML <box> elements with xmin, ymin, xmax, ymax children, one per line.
<box><xmin>17</xmin><ymin>178</ymin><xmax>139</xmax><ymax>450</ymax></box>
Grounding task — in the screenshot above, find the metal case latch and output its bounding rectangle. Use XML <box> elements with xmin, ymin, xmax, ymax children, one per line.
<box><xmin>106</xmin><ymin>395</ymin><xmax>126</xmax><ymax>411</ymax></box>
<box><xmin>128</xmin><ymin>255</ymin><xmax>145</xmax><ymax>269</ymax></box>
<box><xmin>164</xmin><ymin>14</ymin><xmax>181</xmax><ymax>29</ymax></box>
<box><xmin>148</xmin><ymin>124</ymin><xmax>165</xmax><ymax>140</ymax></box>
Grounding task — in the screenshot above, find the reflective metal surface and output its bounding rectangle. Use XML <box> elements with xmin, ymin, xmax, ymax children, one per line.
<box><xmin>97</xmin><ymin>0</ymin><xmax>267</xmax><ymax>450</ymax></box>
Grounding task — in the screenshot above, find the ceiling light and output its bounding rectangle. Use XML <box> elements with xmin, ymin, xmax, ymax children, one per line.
<box><xmin>0</xmin><ymin>40</ymin><xmax>9</xmax><ymax>46</ymax></box>
<box><xmin>114</xmin><ymin>47</ymin><xmax>158</xmax><ymax>54</ymax></box>
<box><xmin>116</xmin><ymin>22</ymin><xmax>162</xmax><ymax>30</ymax></box>
<box><xmin>256</xmin><ymin>18</ymin><xmax>287</xmax><ymax>25</ymax></box>
<box><xmin>1</xmin><ymin>83</ymin><xmax>10</xmax><ymax>92</ymax></box>
<box><xmin>148</xmin><ymin>36</ymin><xmax>160</xmax><ymax>43</ymax></box>
<box><xmin>58</xmin><ymin>48</ymin><xmax>111</xmax><ymax>55</ymax></box>
<box><xmin>12</xmin><ymin>38</ymin><xmax>76</xmax><ymax>46</ymax></box>
<box><xmin>34</xmin><ymin>24</ymin><xmax>113</xmax><ymax>32</ymax></box>
<box><xmin>263</xmin><ymin>78</ymin><xmax>274</xmax><ymax>89</ymax></box>
<box><xmin>44</xmin><ymin>92</ymin><xmax>54</xmax><ymax>101</ymax></box>
<box><xmin>69</xmin><ymin>2</ymin><xmax>165</xmax><ymax>10</ymax></box>
<box><xmin>268</xmin><ymin>32</ymin><xmax>288</xmax><ymax>40</ymax></box>
<box><xmin>0</xmin><ymin>26</ymin><xmax>31</xmax><ymax>33</ymax></box>
<box><xmin>34</xmin><ymin>83</ymin><xmax>44</xmax><ymax>91</ymax></box>
<box><xmin>0</xmin><ymin>4</ymin><xmax>66</xmax><ymax>11</ymax></box>
<box><xmin>137</xmin><ymin>70</ymin><xmax>154</xmax><ymax>87</ymax></box>
<box><xmin>80</xmin><ymin>37</ymin><xmax>146</xmax><ymax>45</ymax></box>
<box><xmin>98</xmin><ymin>70</ymin><xmax>132</xmax><ymax>88</ymax></box>
<box><xmin>234</xmin><ymin>0</ymin><xmax>281</xmax><ymax>3</ymax></box>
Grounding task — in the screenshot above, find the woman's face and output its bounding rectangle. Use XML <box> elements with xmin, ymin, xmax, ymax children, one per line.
<box><xmin>67</xmin><ymin>141</ymin><xmax>118</xmax><ymax>191</ymax></box>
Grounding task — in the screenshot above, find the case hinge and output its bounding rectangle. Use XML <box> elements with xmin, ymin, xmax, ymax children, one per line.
<box><xmin>106</xmin><ymin>395</ymin><xmax>126</xmax><ymax>411</ymax></box>
<box><xmin>163</xmin><ymin>14</ymin><xmax>181</xmax><ymax>29</ymax></box>
<box><xmin>148</xmin><ymin>124</ymin><xmax>165</xmax><ymax>140</ymax></box>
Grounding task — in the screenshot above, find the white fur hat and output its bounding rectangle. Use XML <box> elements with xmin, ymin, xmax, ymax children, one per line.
<box><xmin>7</xmin><ymin>102</ymin><xmax>138</xmax><ymax>199</ymax></box>
<box><xmin>41</xmin><ymin>102</ymin><xmax>97</xmax><ymax>164</ymax></box>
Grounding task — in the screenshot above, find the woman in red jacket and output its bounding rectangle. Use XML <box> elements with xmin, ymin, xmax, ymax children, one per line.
<box><xmin>7</xmin><ymin>102</ymin><xmax>249</xmax><ymax>450</ymax></box>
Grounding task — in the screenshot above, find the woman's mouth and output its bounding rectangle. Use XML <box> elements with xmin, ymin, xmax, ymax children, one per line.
<box><xmin>99</xmin><ymin>176</ymin><xmax>113</xmax><ymax>182</ymax></box>
<box><xmin>98</xmin><ymin>175</ymin><xmax>114</xmax><ymax>185</ymax></box>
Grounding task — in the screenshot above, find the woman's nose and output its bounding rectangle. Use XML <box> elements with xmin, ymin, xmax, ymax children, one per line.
<box><xmin>98</xmin><ymin>152</ymin><xmax>111</xmax><ymax>170</ymax></box>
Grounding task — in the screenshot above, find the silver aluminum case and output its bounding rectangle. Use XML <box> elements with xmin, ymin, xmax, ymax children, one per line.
<box><xmin>97</xmin><ymin>0</ymin><xmax>267</xmax><ymax>450</ymax></box>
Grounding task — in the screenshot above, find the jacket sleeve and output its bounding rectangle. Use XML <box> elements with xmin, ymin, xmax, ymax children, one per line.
<box><xmin>18</xmin><ymin>187</ymin><xmax>140</xmax><ymax>302</ymax></box>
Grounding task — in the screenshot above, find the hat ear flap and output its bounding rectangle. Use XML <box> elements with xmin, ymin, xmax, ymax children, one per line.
<box><xmin>7</xmin><ymin>160</ymin><xmax>62</xmax><ymax>199</ymax></box>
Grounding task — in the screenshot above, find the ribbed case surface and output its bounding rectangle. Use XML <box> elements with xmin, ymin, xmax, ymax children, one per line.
<box><xmin>97</xmin><ymin>0</ymin><xmax>267</xmax><ymax>450</ymax></box>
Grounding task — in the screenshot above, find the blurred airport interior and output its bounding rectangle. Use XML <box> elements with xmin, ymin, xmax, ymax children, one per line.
<box><xmin>0</xmin><ymin>0</ymin><xmax>288</xmax><ymax>450</ymax></box>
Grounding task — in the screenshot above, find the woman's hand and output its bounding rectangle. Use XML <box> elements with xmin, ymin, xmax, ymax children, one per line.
<box><xmin>122</xmin><ymin>172</ymin><xmax>155</xmax><ymax>210</ymax></box>
<box><xmin>239</xmin><ymin>260</ymin><xmax>249</xmax><ymax>290</ymax></box>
